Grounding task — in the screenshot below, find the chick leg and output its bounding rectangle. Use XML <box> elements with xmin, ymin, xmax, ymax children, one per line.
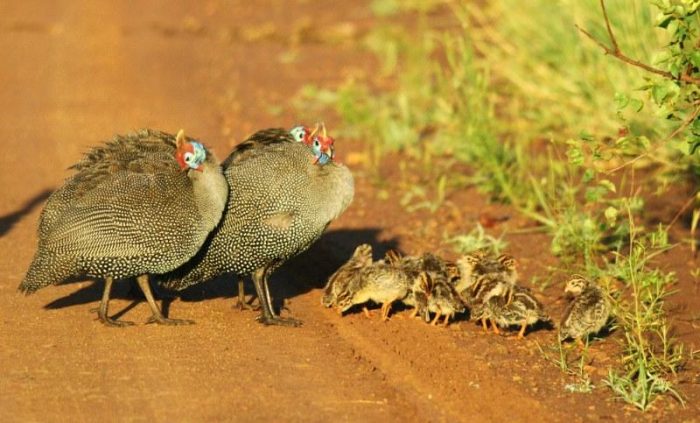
<box><xmin>362</xmin><ymin>306</ymin><xmax>373</xmax><ymax>319</ymax></box>
<box><xmin>491</xmin><ymin>321</ymin><xmax>501</xmax><ymax>335</ymax></box>
<box><xmin>381</xmin><ymin>302</ymin><xmax>393</xmax><ymax>321</ymax></box>
<box><xmin>409</xmin><ymin>307</ymin><xmax>418</xmax><ymax>319</ymax></box>
<box><xmin>442</xmin><ymin>313</ymin><xmax>452</xmax><ymax>327</ymax></box>
<box><xmin>97</xmin><ymin>276</ymin><xmax>135</xmax><ymax>327</ymax></box>
<box><xmin>480</xmin><ymin>317</ymin><xmax>489</xmax><ymax>332</ymax></box>
<box><xmin>431</xmin><ymin>312</ymin><xmax>441</xmax><ymax>326</ymax></box>
<box><xmin>140</xmin><ymin>275</ymin><xmax>194</xmax><ymax>325</ymax></box>
<box><xmin>517</xmin><ymin>321</ymin><xmax>527</xmax><ymax>339</ymax></box>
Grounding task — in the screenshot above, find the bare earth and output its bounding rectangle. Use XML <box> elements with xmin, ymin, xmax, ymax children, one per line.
<box><xmin>1</xmin><ymin>1</ymin><xmax>698</xmax><ymax>422</ymax></box>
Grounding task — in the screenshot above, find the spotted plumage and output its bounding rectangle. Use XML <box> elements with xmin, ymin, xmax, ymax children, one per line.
<box><xmin>559</xmin><ymin>277</ymin><xmax>611</xmax><ymax>344</ymax></box>
<box><xmin>20</xmin><ymin>129</ymin><xmax>228</xmax><ymax>325</ymax></box>
<box><xmin>163</xmin><ymin>127</ymin><xmax>354</xmax><ymax>326</ymax></box>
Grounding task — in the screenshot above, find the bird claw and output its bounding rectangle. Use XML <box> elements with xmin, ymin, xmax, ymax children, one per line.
<box><xmin>145</xmin><ymin>316</ymin><xmax>195</xmax><ymax>326</ymax></box>
<box><xmin>98</xmin><ymin>315</ymin><xmax>135</xmax><ymax>327</ymax></box>
<box><xmin>234</xmin><ymin>299</ymin><xmax>259</xmax><ymax>311</ymax></box>
<box><xmin>256</xmin><ymin>314</ymin><xmax>302</xmax><ymax>327</ymax></box>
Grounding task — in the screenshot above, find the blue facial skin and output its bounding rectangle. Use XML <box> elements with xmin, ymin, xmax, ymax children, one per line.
<box><xmin>188</xmin><ymin>141</ymin><xmax>207</xmax><ymax>169</ymax></box>
<box><xmin>310</xmin><ymin>136</ymin><xmax>333</xmax><ymax>165</ymax></box>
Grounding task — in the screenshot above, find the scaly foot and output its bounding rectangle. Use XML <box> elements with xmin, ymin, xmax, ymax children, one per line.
<box><xmin>98</xmin><ymin>314</ymin><xmax>135</xmax><ymax>327</ymax></box>
<box><xmin>145</xmin><ymin>315</ymin><xmax>195</xmax><ymax>325</ymax></box>
<box><xmin>234</xmin><ymin>298</ymin><xmax>260</xmax><ymax>311</ymax></box>
<box><xmin>256</xmin><ymin>315</ymin><xmax>302</xmax><ymax>327</ymax></box>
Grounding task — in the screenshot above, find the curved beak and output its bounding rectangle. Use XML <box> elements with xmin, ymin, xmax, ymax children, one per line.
<box><xmin>322</xmin><ymin>144</ymin><xmax>334</xmax><ymax>160</ymax></box>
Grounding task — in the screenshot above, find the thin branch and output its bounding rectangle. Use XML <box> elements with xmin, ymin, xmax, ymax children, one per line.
<box><xmin>576</xmin><ymin>0</ymin><xmax>700</xmax><ymax>85</ymax></box>
<box><xmin>668</xmin><ymin>191</ymin><xmax>698</xmax><ymax>230</ymax></box>
<box><xmin>599</xmin><ymin>0</ymin><xmax>619</xmax><ymax>53</ymax></box>
<box><xmin>666</xmin><ymin>103</ymin><xmax>700</xmax><ymax>142</ymax></box>
<box><xmin>605</xmin><ymin>102</ymin><xmax>700</xmax><ymax>174</ymax></box>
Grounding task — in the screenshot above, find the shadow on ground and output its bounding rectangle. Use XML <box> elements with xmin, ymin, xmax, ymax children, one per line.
<box><xmin>41</xmin><ymin>227</ymin><xmax>399</xmax><ymax>314</ymax></box>
<box><xmin>178</xmin><ymin>227</ymin><xmax>400</xmax><ymax>306</ymax></box>
<box><xmin>0</xmin><ymin>189</ymin><xmax>52</xmax><ymax>237</ymax></box>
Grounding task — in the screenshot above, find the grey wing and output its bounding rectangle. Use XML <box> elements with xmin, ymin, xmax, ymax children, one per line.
<box><xmin>42</xmin><ymin>169</ymin><xmax>197</xmax><ymax>261</ymax></box>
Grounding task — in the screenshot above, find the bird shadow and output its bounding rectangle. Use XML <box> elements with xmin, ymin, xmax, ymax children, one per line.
<box><xmin>41</xmin><ymin>228</ymin><xmax>400</xmax><ymax>313</ymax></box>
<box><xmin>43</xmin><ymin>277</ymin><xmax>166</xmax><ymax>310</ymax></box>
<box><xmin>0</xmin><ymin>189</ymin><xmax>52</xmax><ymax>237</ymax></box>
<box><xmin>177</xmin><ymin>227</ymin><xmax>400</xmax><ymax>307</ymax></box>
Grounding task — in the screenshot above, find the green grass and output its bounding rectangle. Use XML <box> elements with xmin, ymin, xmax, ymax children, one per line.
<box><xmin>296</xmin><ymin>0</ymin><xmax>692</xmax><ymax>411</ymax></box>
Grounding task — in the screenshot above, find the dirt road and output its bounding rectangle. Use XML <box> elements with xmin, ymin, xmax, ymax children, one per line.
<box><xmin>1</xmin><ymin>1</ymin><xmax>697</xmax><ymax>422</ymax></box>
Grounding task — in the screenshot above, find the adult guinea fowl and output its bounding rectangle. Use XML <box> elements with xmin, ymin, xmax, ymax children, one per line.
<box><xmin>163</xmin><ymin>125</ymin><xmax>354</xmax><ymax>326</ymax></box>
<box><xmin>19</xmin><ymin>129</ymin><xmax>228</xmax><ymax>326</ymax></box>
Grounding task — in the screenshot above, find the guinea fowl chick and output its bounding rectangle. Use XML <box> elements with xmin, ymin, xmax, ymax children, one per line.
<box><xmin>419</xmin><ymin>271</ymin><xmax>465</xmax><ymax>327</ymax></box>
<box><xmin>333</xmin><ymin>261</ymin><xmax>410</xmax><ymax>321</ymax></box>
<box><xmin>454</xmin><ymin>252</ymin><xmax>517</xmax><ymax>294</ymax></box>
<box><xmin>381</xmin><ymin>251</ymin><xmax>443</xmax><ymax>318</ymax></box>
<box><xmin>464</xmin><ymin>272</ymin><xmax>515</xmax><ymax>331</ymax></box>
<box><xmin>483</xmin><ymin>285</ymin><xmax>550</xmax><ymax>338</ymax></box>
<box><xmin>559</xmin><ymin>276</ymin><xmax>611</xmax><ymax>346</ymax></box>
<box><xmin>162</xmin><ymin>124</ymin><xmax>354</xmax><ymax>326</ymax></box>
<box><xmin>322</xmin><ymin>244</ymin><xmax>373</xmax><ymax>308</ymax></box>
<box><xmin>20</xmin><ymin>129</ymin><xmax>228</xmax><ymax>326</ymax></box>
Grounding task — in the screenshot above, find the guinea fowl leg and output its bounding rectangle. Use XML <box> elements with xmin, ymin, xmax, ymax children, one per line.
<box><xmin>234</xmin><ymin>277</ymin><xmax>258</xmax><ymax>311</ymax></box>
<box><xmin>97</xmin><ymin>276</ymin><xmax>135</xmax><ymax>327</ymax></box>
<box><xmin>138</xmin><ymin>275</ymin><xmax>194</xmax><ymax>325</ymax></box>
<box><xmin>252</xmin><ymin>266</ymin><xmax>301</xmax><ymax>327</ymax></box>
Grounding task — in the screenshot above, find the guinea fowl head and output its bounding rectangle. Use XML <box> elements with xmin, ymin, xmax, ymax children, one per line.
<box><xmin>290</xmin><ymin>125</ymin><xmax>312</xmax><ymax>144</ymax></box>
<box><xmin>175</xmin><ymin>129</ymin><xmax>207</xmax><ymax>171</ymax></box>
<box><xmin>308</xmin><ymin>123</ymin><xmax>335</xmax><ymax>165</ymax></box>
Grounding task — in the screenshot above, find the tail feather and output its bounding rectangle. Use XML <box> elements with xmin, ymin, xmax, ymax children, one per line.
<box><xmin>19</xmin><ymin>251</ymin><xmax>70</xmax><ymax>293</ymax></box>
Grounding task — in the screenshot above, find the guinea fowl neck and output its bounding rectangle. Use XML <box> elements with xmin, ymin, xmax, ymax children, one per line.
<box><xmin>314</xmin><ymin>162</ymin><xmax>355</xmax><ymax>224</ymax></box>
<box><xmin>188</xmin><ymin>161</ymin><xmax>228</xmax><ymax>233</ymax></box>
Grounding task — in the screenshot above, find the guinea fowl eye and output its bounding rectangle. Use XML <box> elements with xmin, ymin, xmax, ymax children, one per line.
<box><xmin>314</xmin><ymin>139</ymin><xmax>320</xmax><ymax>147</ymax></box>
<box><xmin>184</xmin><ymin>152</ymin><xmax>194</xmax><ymax>163</ymax></box>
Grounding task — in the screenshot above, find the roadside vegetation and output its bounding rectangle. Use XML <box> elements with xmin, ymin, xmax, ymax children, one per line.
<box><xmin>299</xmin><ymin>0</ymin><xmax>699</xmax><ymax>411</ymax></box>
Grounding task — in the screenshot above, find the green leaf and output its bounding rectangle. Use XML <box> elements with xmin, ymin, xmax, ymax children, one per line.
<box><xmin>651</xmin><ymin>80</ymin><xmax>680</xmax><ymax>106</ymax></box>
<box><xmin>689</xmin><ymin>135</ymin><xmax>700</xmax><ymax>154</ymax></box>
<box><xmin>657</xmin><ymin>15</ymin><xmax>673</xmax><ymax>29</ymax></box>
<box><xmin>690</xmin><ymin>51</ymin><xmax>700</xmax><ymax>69</ymax></box>
<box><xmin>604</xmin><ymin>206</ymin><xmax>619</xmax><ymax>225</ymax></box>
<box><xmin>585</xmin><ymin>186</ymin><xmax>607</xmax><ymax>203</ymax></box>
<box><xmin>582</xmin><ymin>168</ymin><xmax>596</xmax><ymax>183</ymax></box>
<box><xmin>579</xmin><ymin>131</ymin><xmax>595</xmax><ymax>142</ymax></box>
<box><xmin>614</xmin><ymin>92</ymin><xmax>630</xmax><ymax>110</ymax></box>
<box><xmin>629</xmin><ymin>98</ymin><xmax>644</xmax><ymax>112</ymax></box>
<box><xmin>567</xmin><ymin>145</ymin><xmax>584</xmax><ymax>166</ymax></box>
<box><xmin>599</xmin><ymin>179</ymin><xmax>617</xmax><ymax>193</ymax></box>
